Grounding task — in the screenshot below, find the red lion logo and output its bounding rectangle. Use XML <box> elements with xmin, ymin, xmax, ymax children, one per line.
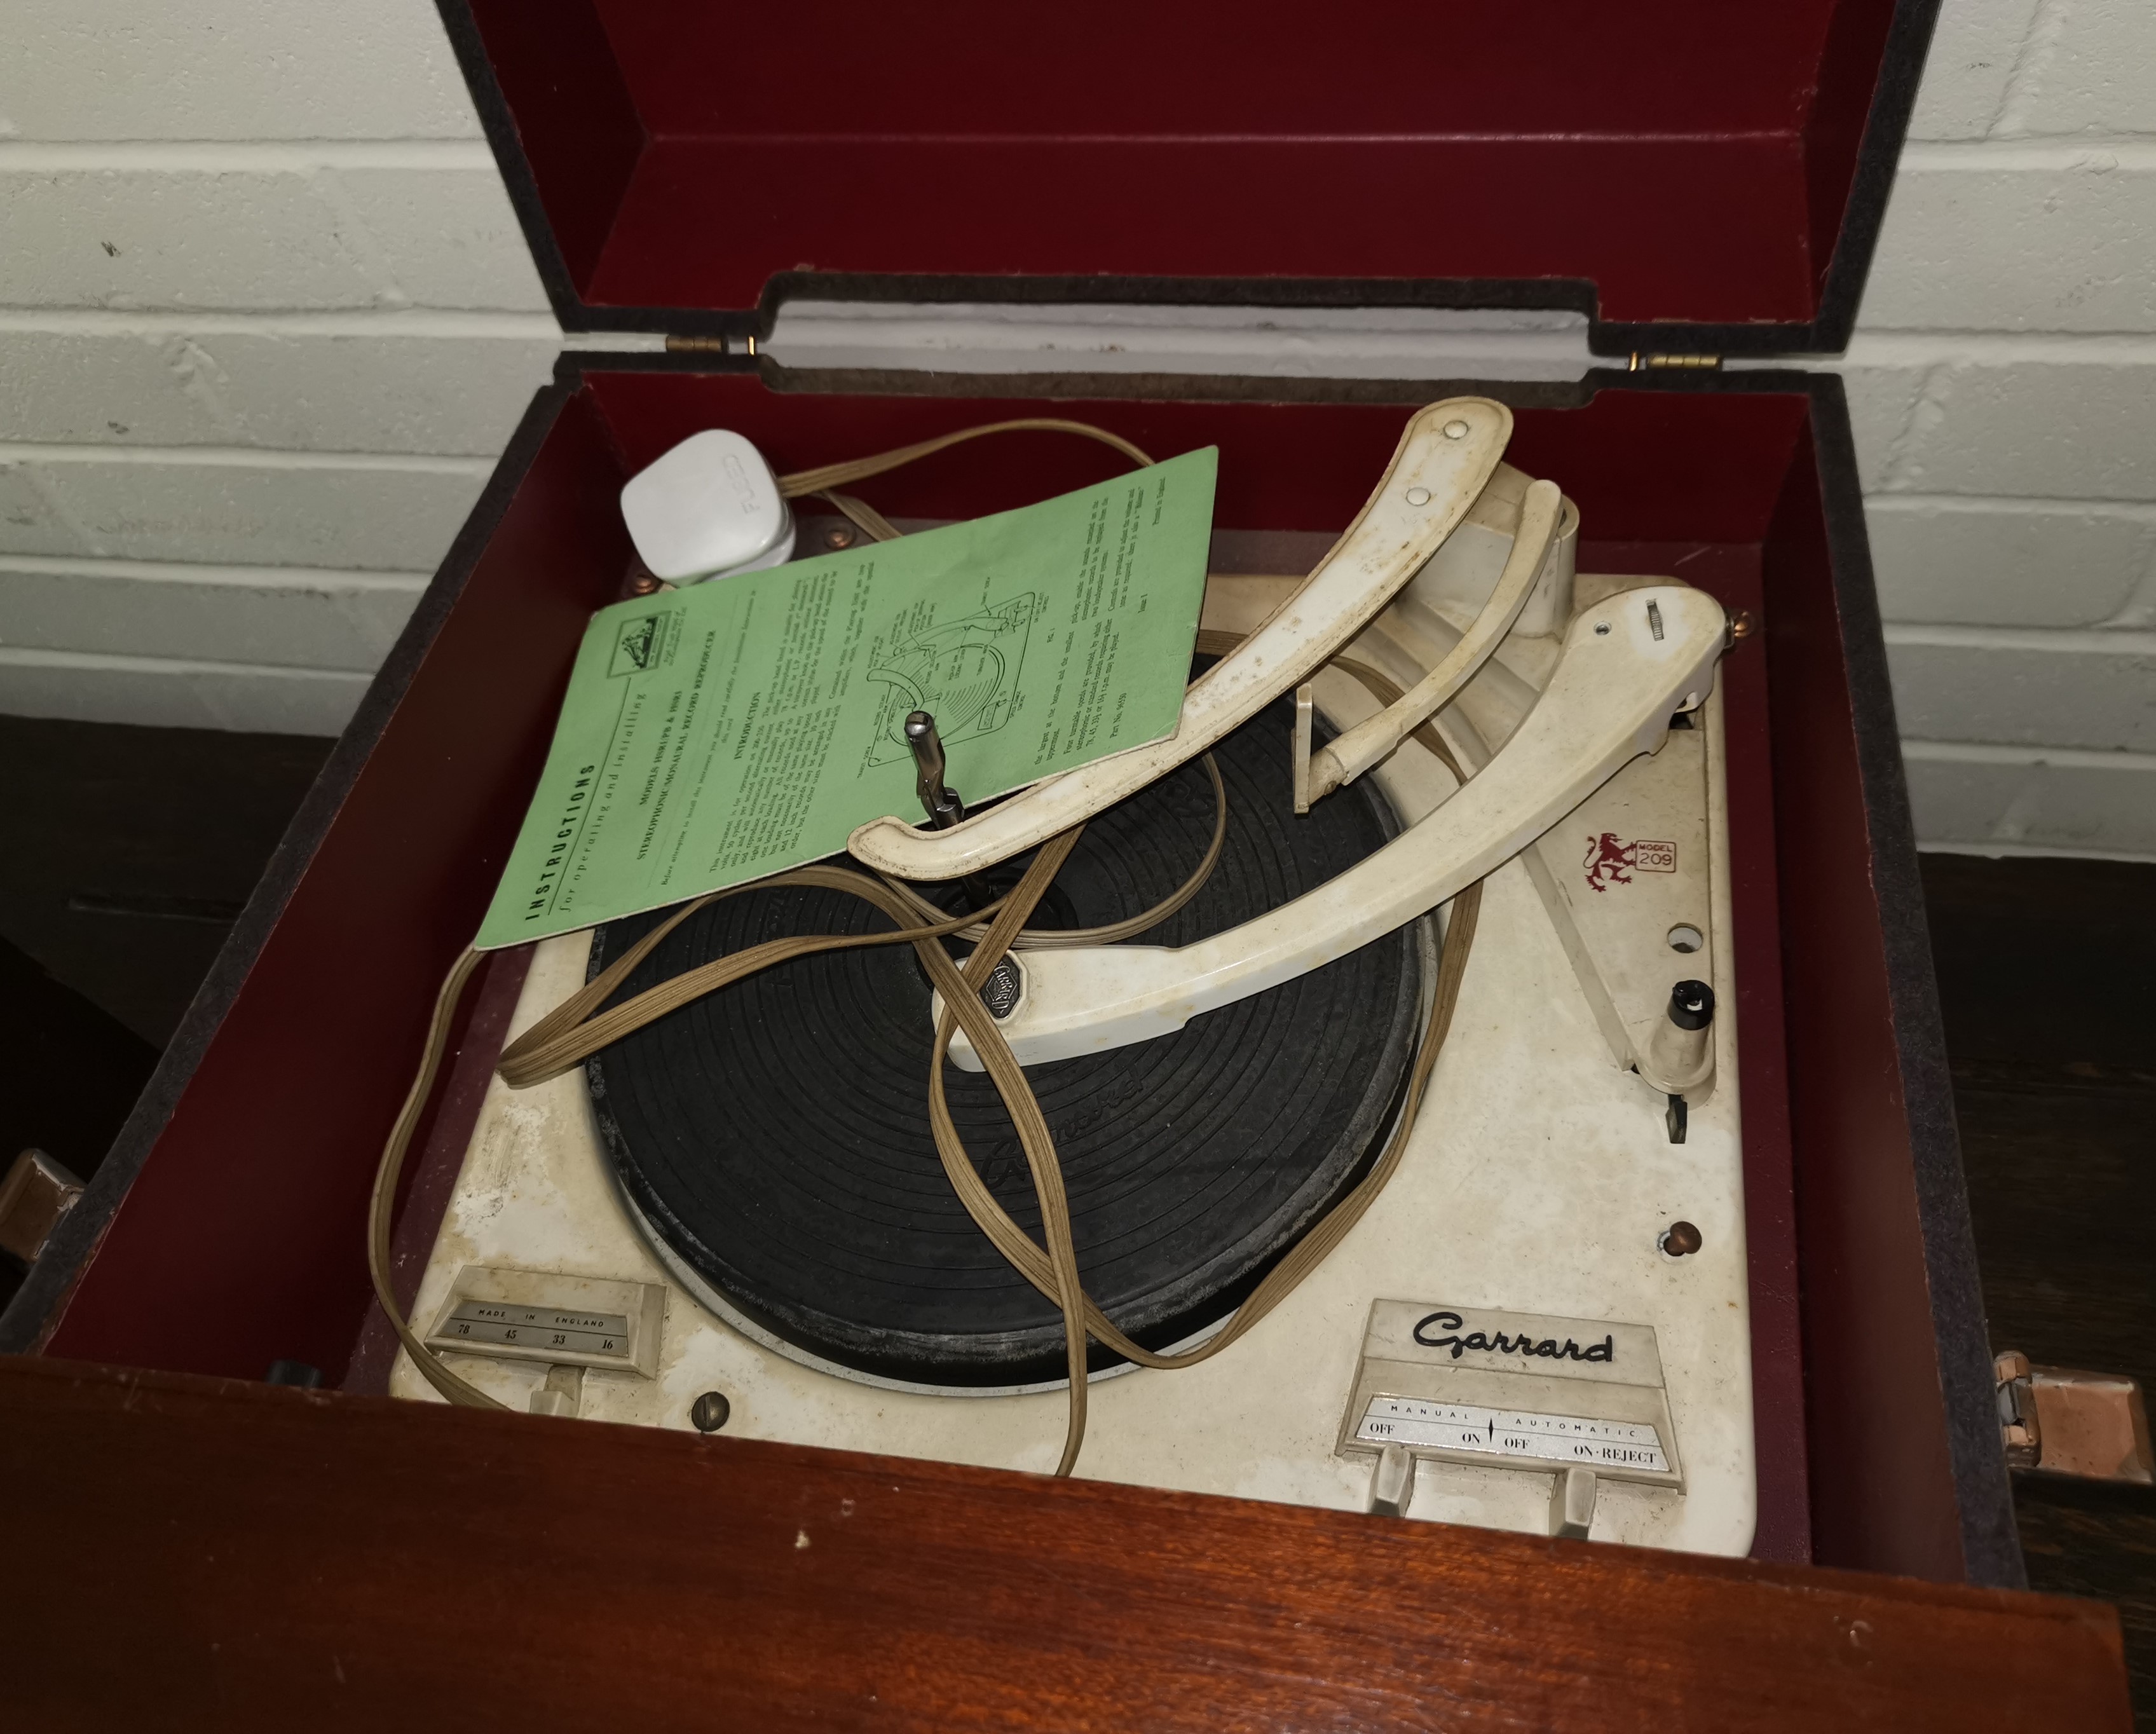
<box><xmin>1583</xmin><ymin>832</ymin><xmax>1637</xmax><ymax>892</ymax></box>
<box><xmin>1583</xmin><ymin>833</ymin><xmax>1677</xmax><ymax>892</ymax></box>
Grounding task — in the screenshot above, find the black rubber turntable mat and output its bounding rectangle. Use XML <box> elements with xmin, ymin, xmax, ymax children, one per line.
<box><xmin>587</xmin><ymin>690</ymin><xmax>1423</xmax><ymax>1387</ymax></box>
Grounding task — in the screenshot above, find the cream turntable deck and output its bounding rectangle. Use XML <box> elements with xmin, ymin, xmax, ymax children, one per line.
<box><xmin>390</xmin><ymin>405</ymin><xmax>1752</xmax><ymax>1556</ymax></box>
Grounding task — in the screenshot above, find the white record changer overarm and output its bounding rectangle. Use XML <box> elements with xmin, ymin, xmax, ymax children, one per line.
<box><xmin>848</xmin><ymin>397</ymin><xmax>1513</xmax><ymax>882</ymax></box>
<box><xmin>1301</xmin><ymin>477</ymin><xmax>1563</xmax><ymax>806</ymax></box>
<box><xmin>946</xmin><ymin>583</ymin><xmax>1730</xmax><ymax>1069</ymax></box>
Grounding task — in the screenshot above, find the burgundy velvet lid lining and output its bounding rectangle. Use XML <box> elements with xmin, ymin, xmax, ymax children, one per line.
<box><xmin>465</xmin><ymin>0</ymin><xmax>1903</xmax><ymax>332</ymax></box>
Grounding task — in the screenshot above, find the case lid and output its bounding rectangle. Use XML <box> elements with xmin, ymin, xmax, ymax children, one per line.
<box><xmin>444</xmin><ymin>1</ymin><xmax>1939</xmax><ymax>357</ymax></box>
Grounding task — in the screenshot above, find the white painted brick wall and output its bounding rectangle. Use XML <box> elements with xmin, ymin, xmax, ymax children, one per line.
<box><xmin>0</xmin><ymin>0</ymin><xmax>484</xmax><ymax>141</ymax></box>
<box><xmin>1843</xmin><ymin>338</ymin><xmax>2156</xmax><ymax>499</ymax></box>
<box><xmin>1830</xmin><ymin>0</ymin><xmax>2156</xmax><ymax>856</ymax></box>
<box><xmin>1885</xmin><ymin>627</ymin><xmax>2156</xmax><ymax>752</ymax></box>
<box><xmin>1843</xmin><ymin>0</ymin><xmax>2156</xmax><ymax>856</ymax></box>
<box><xmin>0</xmin><ymin>448</ymin><xmax>492</xmax><ymax>566</ymax></box>
<box><xmin>0</xmin><ymin>650</ymin><xmax>370</xmax><ymax>735</ymax></box>
<box><xmin>1863</xmin><ymin>498</ymin><xmax>2156</xmax><ymax>626</ymax></box>
<box><xmin>0</xmin><ymin>151</ymin><xmax>545</xmax><ymax>311</ymax></box>
<box><xmin>0</xmin><ymin>0</ymin><xmax>2148</xmax><ymax>859</ymax></box>
<box><xmin>0</xmin><ymin>319</ymin><xmax>561</xmax><ymax>453</ymax></box>
<box><xmin>1860</xmin><ymin>145</ymin><xmax>2156</xmax><ymax>333</ymax></box>
<box><xmin>0</xmin><ymin>1</ymin><xmax>561</xmax><ymax>742</ymax></box>
<box><xmin>1902</xmin><ymin>741</ymin><xmax>2156</xmax><ymax>855</ymax></box>
<box><xmin>0</xmin><ymin>556</ymin><xmax>423</xmax><ymax>669</ymax></box>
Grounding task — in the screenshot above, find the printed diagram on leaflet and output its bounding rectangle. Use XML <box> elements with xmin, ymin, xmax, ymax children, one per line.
<box><xmin>863</xmin><ymin>591</ymin><xmax>1037</xmax><ymax>767</ymax></box>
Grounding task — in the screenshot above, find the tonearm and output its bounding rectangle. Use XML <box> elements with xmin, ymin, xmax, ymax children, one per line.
<box><xmin>943</xmin><ymin>582</ymin><xmax>1729</xmax><ymax>1068</ymax></box>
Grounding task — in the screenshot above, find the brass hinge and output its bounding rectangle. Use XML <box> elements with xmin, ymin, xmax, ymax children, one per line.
<box><xmin>1628</xmin><ymin>352</ymin><xmax>1722</xmax><ymax>371</ymax></box>
<box><xmin>664</xmin><ymin>333</ymin><xmax>758</xmax><ymax>357</ymax></box>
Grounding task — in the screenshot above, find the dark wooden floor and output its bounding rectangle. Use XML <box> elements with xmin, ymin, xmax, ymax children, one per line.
<box><xmin>0</xmin><ymin>715</ymin><xmax>329</xmax><ymax>1048</ymax></box>
<box><xmin>1920</xmin><ymin>850</ymin><xmax>2156</xmax><ymax>1726</ymax></box>
<box><xmin>0</xmin><ymin>715</ymin><xmax>326</xmax><ymax>1313</ymax></box>
<box><xmin>1</xmin><ymin>715</ymin><xmax>2148</xmax><ymax>1716</ymax></box>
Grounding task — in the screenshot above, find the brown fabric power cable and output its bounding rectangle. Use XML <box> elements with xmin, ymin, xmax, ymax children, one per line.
<box><xmin>488</xmin><ymin>756</ymin><xmax>1218</xmax><ymax>1091</ymax></box>
<box><xmin>366</xmin><ymin>419</ymin><xmax>1487</xmax><ymax>1460</ymax></box>
<box><xmin>816</xmin><ymin>489</ymin><xmax>901</xmax><ymax>545</ymax></box>
<box><xmin>366</xmin><ymin>654</ymin><xmax>1482</xmax><ymax>1442</ymax></box>
<box><xmin>915</xmin><ymin>847</ymin><xmax>1480</xmax><ymax>1475</ymax></box>
<box><xmin>369</xmin><ymin>420</ymin><xmax>1158</xmax><ymax>1407</ymax></box>
<box><xmin>366</xmin><ymin>884</ymin><xmax>1002</xmax><ymax>1410</ymax></box>
<box><xmin>875</xmin><ymin>753</ymin><xmax>1227</xmax><ymax>951</ymax></box>
<box><xmin>367</xmin><ymin>942</ymin><xmax>499</xmax><ymax>1409</ymax></box>
<box><xmin>907</xmin><ymin>643</ymin><xmax>1484</xmax><ymax>1473</ymax></box>
<box><xmin>777</xmin><ymin>418</ymin><xmax>1155</xmax><ymax>500</ymax></box>
<box><xmin>370</xmin><ymin>662</ymin><xmax>1479</xmax><ymax>1442</ymax></box>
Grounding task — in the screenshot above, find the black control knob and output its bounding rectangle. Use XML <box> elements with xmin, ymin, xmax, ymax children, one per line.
<box><xmin>1667</xmin><ymin>980</ymin><xmax>1715</xmax><ymax>1031</ymax></box>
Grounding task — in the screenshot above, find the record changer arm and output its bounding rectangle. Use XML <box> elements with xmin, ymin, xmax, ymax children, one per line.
<box><xmin>943</xmin><ymin>584</ymin><xmax>1729</xmax><ymax>1069</ymax></box>
<box><xmin>847</xmin><ymin>397</ymin><xmax>1513</xmax><ymax>882</ymax></box>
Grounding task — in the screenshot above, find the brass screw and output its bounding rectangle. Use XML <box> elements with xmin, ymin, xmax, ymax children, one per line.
<box><xmin>626</xmin><ymin>572</ymin><xmax>661</xmax><ymax>597</ymax></box>
<box><xmin>1728</xmin><ymin>608</ymin><xmax>1756</xmax><ymax>643</ymax></box>
<box><xmin>1660</xmin><ymin>1220</ymin><xmax>1703</xmax><ymax>1257</ymax></box>
<box><xmin>824</xmin><ymin>523</ymin><xmax>857</xmax><ymax>550</ymax></box>
<box><xmin>690</xmin><ymin>1390</ymin><xmax>732</xmax><ymax>1433</ymax></box>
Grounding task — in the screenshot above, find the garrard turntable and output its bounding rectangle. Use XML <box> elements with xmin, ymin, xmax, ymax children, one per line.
<box><xmin>383</xmin><ymin>400</ymin><xmax>1754</xmax><ymax>1555</ymax></box>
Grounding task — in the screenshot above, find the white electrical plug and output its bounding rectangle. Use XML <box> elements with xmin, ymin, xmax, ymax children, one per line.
<box><xmin>620</xmin><ymin>429</ymin><xmax>796</xmax><ymax>584</ymax></box>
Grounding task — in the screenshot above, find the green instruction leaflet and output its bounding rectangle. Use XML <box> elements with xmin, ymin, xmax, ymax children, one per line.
<box><xmin>477</xmin><ymin>447</ymin><xmax>1218</xmax><ymax>948</ymax></box>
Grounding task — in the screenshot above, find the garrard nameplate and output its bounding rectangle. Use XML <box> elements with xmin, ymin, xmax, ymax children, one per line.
<box><xmin>1337</xmin><ymin>1300</ymin><xmax>1682</xmax><ymax>1490</ymax></box>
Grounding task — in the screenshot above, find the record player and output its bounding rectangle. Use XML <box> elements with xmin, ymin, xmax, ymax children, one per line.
<box><xmin>379</xmin><ymin>397</ymin><xmax>1761</xmax><ymax>1552</ymax></box>
<box><xmin>7</xmin><ymin>0</ymin><xmax>2023</xmax><ymax>1596</ymax></box>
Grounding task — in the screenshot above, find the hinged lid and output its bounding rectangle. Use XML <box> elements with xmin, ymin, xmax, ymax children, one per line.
<box><xmin>442</xmin><ymin>1</ymin><xmax>1939</xmax><ymax>357</ymax></box>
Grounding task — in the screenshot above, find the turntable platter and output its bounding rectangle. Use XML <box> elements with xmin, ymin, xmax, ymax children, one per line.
<box><xmin>587</xmin><ymin>691</ymin><xmax>1424</xmax><ymax>1388</ymax></box>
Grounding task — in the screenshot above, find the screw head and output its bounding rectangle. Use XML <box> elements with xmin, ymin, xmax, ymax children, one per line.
<box><xmin>1593</xmin><ymin>620</ymin><xmax>1612</xmax><ymax>636</ymax></box>
<box><xmin>625</xmin><ymin>572</ymin><xmax>661</xmax><ymax>597</ymax></box>
<box><xmin>1442</xmin><ymin>419</ymin><xmax>1470</xmax><ymax>439</ymax></box>
<box><xmin>1660</xmin><ymin>1220</ymin><xmax>1703</xmax><ymax>1258</ymax></box>
<box><xmin>1728</xmin><ymin>608</ymin><xmax>1756</xmax><ymax>641</ymax></box>
<box><xmin>824</xmin><ymin>523</ymin><xmax>857</xmax><ymax>550</ymax></box>
<box><xmin>690</xmin><ymin>1390</ymin><xmax>732</xmax><ymax>1433</ymax></box>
